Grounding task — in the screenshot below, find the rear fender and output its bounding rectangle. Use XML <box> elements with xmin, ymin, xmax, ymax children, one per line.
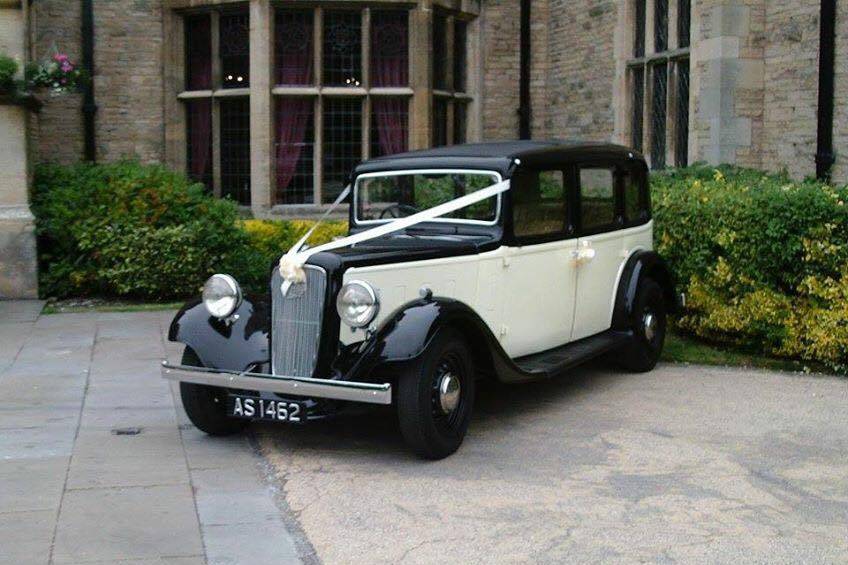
<box><xmin>611</xmin><ymin>250</ymin><xmax>677</xmax><ymax>331</ymax></box>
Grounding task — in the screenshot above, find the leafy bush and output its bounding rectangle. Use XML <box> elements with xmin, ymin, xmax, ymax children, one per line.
<box><xmin>0</xmin><ymin>55</ymin><xmax>19</xmax><ymax>94</ymax></box>
<box><xmin>33</xmin><ymin>161</ymin><xmax>253</xmax><ymax>299</ymax></box>
<box><xmin>652</xmin><ymin>165</ymin><xmax>848</xmax><ymax>373</ymax></box>
<box><xmin>236</xmin><ymin>219</ymin><xmax>347</xmax><ymax>291</ymax></box>
<box><xmin>32</xmin><ymin>161</ymin><xmax>349</xmax><ymax>300</ymax></box>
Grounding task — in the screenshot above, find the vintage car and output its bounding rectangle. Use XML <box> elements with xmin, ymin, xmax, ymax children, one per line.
<box><xmin>162</xmin><ymin>141</ymin><xmax>677</xmax><ymax>459</ymax></box>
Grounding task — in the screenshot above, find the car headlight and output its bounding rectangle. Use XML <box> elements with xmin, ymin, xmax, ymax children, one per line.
<box><xmin>336</xmin><ymin>280</ymin><xmax>379</xmax><ymax>328</ymax></box>
<box><xmin>202</xmin><ymin>274</ymin><xmax>242</xmax><ymax>319</ymax></box>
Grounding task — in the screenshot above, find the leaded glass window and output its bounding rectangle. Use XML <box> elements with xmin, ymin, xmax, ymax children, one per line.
<box><xmin>275</xmin><ymin>11</ymin><xmax>313</xmax><ymax>86</ymax></box>
<box><xmin>651</xmin><ymin>63</ymin><xmax>667</xmax><ymax>169</ymax></box>
<box><xmin>185</xmin><ymin>15</ymin><xmax>211</xmax><ymax>90</ymax></box>
<box><xmin>179</xmin><ymin>6</ymin><xmax>475</xmax><ymax>209</ymax></box>
<box><xmin>220</xmin><ymin>12</ymin><xmax>249</xmax><ymax>88</ymax></box>
<box><xmin>675</xmin><ymin>60</ymin><xmax>690</xmax><ymax>167</ymax></box>
<box><xmin>180</xmin><ymin>8</ymin><xmax>249</xmax><ymax>199</ymax></box>
<box><xmin>627</xmin><ymin>0</ymin><xmax>689</xmax><ymax>168</ymax></box>
<box><xmin>323</xmin><ymin>98</ymin><xmax>362</xmax><ymax>202</ymax></box>
<box><xmin>433</xmin><ymin>14</ymin><xmax>449</xmax><ymax>90</ymax></box>
<box><xmin>275</xmin><ymin>97</ymin><xmax>315</xmax><ymax>204</ymax></box>
<box><xmin>371</xmin><ymin>11</ymin><xmax>408</xmax><ymax>87</ymax></box>
<box><xmin>220</xmin><ymin>97</ymin><xmax>251</xmax><ymax>204</ymax></box>
<box><xmin>323</xmin><ymin>11</ymin><xmax>362</xmax><ymax>87</ymax></box>
<box><xmin>432</xmin><ymin>13</ymin><xmax>469</xmax><ymax>147</ymax></box>
<box><xmin>654</xmin><ymin>0</ymin><xmax>668</xmax><ymax>53</ymax></box>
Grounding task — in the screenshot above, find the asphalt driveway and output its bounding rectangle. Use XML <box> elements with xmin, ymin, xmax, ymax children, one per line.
<box><xmin>2</xmin><ymin>301</ymin><xmax>847</xmax><ymax>564</ymax></box>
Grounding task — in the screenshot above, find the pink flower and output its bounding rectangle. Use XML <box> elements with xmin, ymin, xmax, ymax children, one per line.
<box><xmin>53</xmin><ymin>53</ymin><xmax>69</xmax><ymax>62</ymax></box>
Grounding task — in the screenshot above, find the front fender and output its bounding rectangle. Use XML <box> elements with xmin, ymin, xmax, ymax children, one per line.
<box><xmin>343</xmin><ymin>297</ymin><xmax>536</xmax><ymax>384</ymax></box>
<box><xmin>167</xmin><ymin>296</ymin><xmax>270</xmax><ymax>372</ymax></box>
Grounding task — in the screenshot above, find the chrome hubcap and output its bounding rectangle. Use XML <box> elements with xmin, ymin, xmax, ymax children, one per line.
<box><xmin>643</xmin><ymin>311</ymin><xmax>658</xmax><ymax>342</ymax></box>
<box><xmin>438</xmin><ymin>373</ymin><xmax>461</xmax><ymax>414</ymax></box>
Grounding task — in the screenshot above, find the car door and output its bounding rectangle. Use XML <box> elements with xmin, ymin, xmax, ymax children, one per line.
<box><xmin>571</xmin><ymin>165</ymin><xmax>628</xmax><ymax>341</ymax></box>
<box><xmin>499</xmin><ymin>168</ymin><xmax>579</xmax><ymax>358</ymax></box>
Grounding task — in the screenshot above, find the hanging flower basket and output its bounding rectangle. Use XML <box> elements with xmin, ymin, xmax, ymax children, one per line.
<box><xmin>26</xmin><ymin>52</ymin><xmax>88</xmax><ymax>96</ymax></box>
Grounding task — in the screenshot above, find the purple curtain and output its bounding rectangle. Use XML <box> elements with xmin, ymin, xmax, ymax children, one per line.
<box><xmin>276</xmin><ymin>12</ymin><xmax>313</xmax><ymax>85</ymax></box>
<box><xmin>188</xmin><ymin>99</ymin><xmax>212</xmax><ymax>185</ymax></box>
<box><xmin>276</xmin><ymin>98</ymin><xmax>312</xmax><ymax>192</ymax></box>
<box><xmin>371</xmin><ymin>15</ymin><xmax>408</xmax><ymax>87</ymax></box>
<box><xmin>373</xmin><ymin>98</ymin><xmax>408</xmax><ymax>156</ymax></box>
<box><xmin>186</xmin><ymin>16</ymin><xmax>212</xmax><ymax>90</ymax></box>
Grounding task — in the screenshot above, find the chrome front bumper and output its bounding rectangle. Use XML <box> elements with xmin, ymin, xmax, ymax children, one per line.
<box><xmin>161</xmin><ymin>361</ymin><xmax>392</xmax><ymax>405</ymax></box>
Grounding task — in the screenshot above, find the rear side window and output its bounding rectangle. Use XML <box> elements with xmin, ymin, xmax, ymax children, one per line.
<box><xmin>622</xmin><ymin>169</ymin><xmax>647</xmax><ymax>223</ymax></box>
<box><xmin>579</xmin><ymin>168</ymin><xmax>616</xmax><ymax>232</ymax></box>
<box><xmin>512</xmin><ymin>169</ymin><xmax>568</xmax><ymax>239</ymax></box>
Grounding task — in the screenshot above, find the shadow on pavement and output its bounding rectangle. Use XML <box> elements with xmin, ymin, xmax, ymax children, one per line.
<box><xmin>254</xmin><ymin>356</ymin><xmax>631</xmax><ymax>460</ymax></box>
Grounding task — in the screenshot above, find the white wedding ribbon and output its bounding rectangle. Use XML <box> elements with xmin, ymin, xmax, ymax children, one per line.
<box><xmin>279</xmin><ymin>178</ymin><xmax>511</xmax><ymax>279</ymax></box>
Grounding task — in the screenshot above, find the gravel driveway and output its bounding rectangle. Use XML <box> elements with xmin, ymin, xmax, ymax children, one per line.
<box><xmin>258</xmin><ymin>361</ymin><xmax>848</xmax><ymax>564</ymax></box>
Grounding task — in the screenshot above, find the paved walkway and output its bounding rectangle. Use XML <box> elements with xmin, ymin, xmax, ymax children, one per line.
<box><xmin>0</xmin><ymin>301</ymin><xmax>305</xmax><ymax>565</ymax></box>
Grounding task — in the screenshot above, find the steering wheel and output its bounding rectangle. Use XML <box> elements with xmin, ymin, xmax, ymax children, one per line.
<box><xmin>380</xmin><ymin>204</ymin><xmax>420</xmax><ymax>219</ymax></box>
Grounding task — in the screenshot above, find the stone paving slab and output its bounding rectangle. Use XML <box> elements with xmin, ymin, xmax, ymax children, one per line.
<box><xmin>51</xmin><ymin>484</ymin><xmax>204</xmax><ymax>564</ymax></box>
<box><xmin>0</xmin><ymin>299</ymin><xmax>45</xmax><ymax>323</ymax></box>
<box><xmin>0</xmin><ymin>304</ymin><xmax>305</xmax><ymax>565</ymax></box>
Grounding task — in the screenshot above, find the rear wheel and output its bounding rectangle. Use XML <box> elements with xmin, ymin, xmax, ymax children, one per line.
<box><xmin>618</xmin><ymin>278</ymin><xmax>667</xmax><ymax>372</ymax></box>
<box><xmin>179</xmin><ymin>348</ymin><xmax>247</xmax><ymax>436</ymax></box>
<box><xmin>397</xmin><ymin>328</ymin><xmax>475</xmax><ymax>460</ymax></box>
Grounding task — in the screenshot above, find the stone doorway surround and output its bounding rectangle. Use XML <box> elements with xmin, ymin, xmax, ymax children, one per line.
<box><xmin>0</xmin><ymin>0</ymin><xmax>38</xmax><ymax>299</ymax></box>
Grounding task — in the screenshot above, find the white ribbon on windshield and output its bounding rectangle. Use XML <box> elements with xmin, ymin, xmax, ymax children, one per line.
<box><xmin>278</xmin><ymin>178</ymin><xmax>511</xmax><ymax>281</ymax></box>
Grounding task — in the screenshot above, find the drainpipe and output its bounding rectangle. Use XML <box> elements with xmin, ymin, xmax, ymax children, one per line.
<box><xmin>815</xmin><ymin>0</ymin><xmax>836</xmax><ymax>181</ymax></box>
<box><xmin>518</xmin><ymin>0</ymin><xmax>531</xmax><ymax>139</ymax></box>
<box><xmin>81</xmin><ymin>0</ymin><xmax>96</xmax><ymax>162</ymax></box>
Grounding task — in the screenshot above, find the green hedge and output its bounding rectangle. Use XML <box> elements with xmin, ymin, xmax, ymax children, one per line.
<box><xmin>33</xmin><ymin>162</ymin><xmax>345</xmax><ymax>300</ymax></box>
<box><xmin>652</xmin><ymin>165</ymin><xmax>848</xmax><ymax>373</ymax></box>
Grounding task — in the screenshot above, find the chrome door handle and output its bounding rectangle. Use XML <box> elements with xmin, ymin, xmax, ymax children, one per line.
<box><xmin>572</xmin><ymin>242</ymin><xmax>596</xmax><ymax>266</ymax></box>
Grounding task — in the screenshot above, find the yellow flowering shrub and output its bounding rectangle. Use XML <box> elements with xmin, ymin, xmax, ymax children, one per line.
<box><xmin>653</xmin><ymin>165</ymin><xmax>848</xmax><ymax>373</ymax></box>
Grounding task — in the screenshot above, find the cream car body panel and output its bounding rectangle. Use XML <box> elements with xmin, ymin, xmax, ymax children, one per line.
<box><xmin>572</xmin><ymin>222</ymin><xmax>653</xmax><ymax>341</ymax></box>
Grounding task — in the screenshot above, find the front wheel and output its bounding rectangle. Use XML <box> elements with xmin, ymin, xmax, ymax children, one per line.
<box><xmin>397</xmin><ymin>328</ymin><xmax>476</xmax><ymax>460</ymax></box>
<box><xmin>179</xmin><ymin>348</ymin><xmax>247</xmax><ymax>436</ymax></box>
<box><xmin>618</xmin><ymin>278</ymin><xmax>667</xmax><ymax>372</ymax></box>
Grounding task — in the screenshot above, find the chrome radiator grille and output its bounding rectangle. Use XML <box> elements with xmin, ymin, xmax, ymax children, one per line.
<box><xmin>271</xmin><ymin>265</ymin><xmax>327</xmax><ymax>378</ymax></box>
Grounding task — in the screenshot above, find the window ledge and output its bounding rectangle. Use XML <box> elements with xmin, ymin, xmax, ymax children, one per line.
<box><xmin>177</xmin><ymin>90</ymin><xmax>213</xmax><ymax>99</ymax></box>
<box><xmin>269</xmin><ymin>204</ymin><xmax>349</xmax><ymax>220</ymax></box>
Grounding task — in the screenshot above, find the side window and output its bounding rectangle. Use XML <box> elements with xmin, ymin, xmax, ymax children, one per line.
<box><xmin>579</xmin><ymin>167</ymin><xmax>616</xmax><ymax>233</ymax></box>
<box><xmin>622</xmin><ymin>169</ymin><xmax>646</xmax><ymax>224</ymax></box>
<box><xmin>512</xmin><ymin>169</ymin><xmax>568</xmax><ymax>239</ymax></box>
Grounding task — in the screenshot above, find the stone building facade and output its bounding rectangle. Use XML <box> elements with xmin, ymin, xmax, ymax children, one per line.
<box><xmin>24</xmin><ymin>0</ymin><xmax>847</xmax><ymax>218</ymax></box>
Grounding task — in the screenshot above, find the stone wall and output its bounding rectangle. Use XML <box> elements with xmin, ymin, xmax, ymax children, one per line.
<box><xmin>831</xmin><ymin>2</ymin><xmax>848</xmax><ymax>182</ymax></box>
<box><xmin>480</xmin><ymin>0</ymin><xmax>520</xmax><ymax>140</ymax></box>
<box><xmin>546</xmin><ymin>0</ymin><xmax>618</xmax><ymax>142</ymax></box>
<box><xmin>760</xmin><ymin>0</ymin><xmax>819</xmax><ymax>179</ymax></box>
<box><xmin>32</xmin><ymin>0</ymin><xmax>165</xmax><ymax>164</ymax></box>
<box><xmin>31</xmin><ymin>0</ymin><xmax>85</xmax><ymax>164</ymax></box>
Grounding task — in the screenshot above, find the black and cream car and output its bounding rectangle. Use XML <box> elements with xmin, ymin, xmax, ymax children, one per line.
<box><xmin>162</xmin><ymin>141</ymin><xmax>677</xmax><ymax>459</ymax></box>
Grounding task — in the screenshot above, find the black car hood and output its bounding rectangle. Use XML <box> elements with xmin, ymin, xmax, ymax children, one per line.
<box><xmin>305</xmin><ymin>232</ymin><xmax>499</xmax><ymax>271</ymax></box>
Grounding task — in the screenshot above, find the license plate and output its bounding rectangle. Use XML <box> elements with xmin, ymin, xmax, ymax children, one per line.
<box><xmin>228</xmin><ymin>394</ymin><xmax>304</xmax><ymax>424</ymax></box>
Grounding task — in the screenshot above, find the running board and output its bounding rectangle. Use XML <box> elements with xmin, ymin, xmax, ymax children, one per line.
<box><xmin>513</xmin><ymin>330</ymin><xmax>633</xmax><ymax>378</ymax></box>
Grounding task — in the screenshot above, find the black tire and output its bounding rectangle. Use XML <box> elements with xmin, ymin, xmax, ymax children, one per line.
<box><xmin>179</xmin><ymin>348</ymin><xmax>248</xmax><ymax>436</ymax></box>
<box><xmin>618</xmin><ymin>278</ymin><xmax>667</xmax><ymax>372</ymax></box>
<box><xmin>397</xmin><ymin>328</ymin><xmax>476</xmax><ymax>460</ymax></box>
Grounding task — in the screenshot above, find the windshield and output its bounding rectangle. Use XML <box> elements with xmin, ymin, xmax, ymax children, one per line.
<box><xmin>355</xmin><ymin>170</ymin><xmax>501</xmax><ymax>224</ymax></box>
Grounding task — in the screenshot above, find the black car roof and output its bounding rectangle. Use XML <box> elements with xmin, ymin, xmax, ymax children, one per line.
<box><xmin>352</xmin><ymin>140</ymin><xmax>646</xmax><ymax>178</ymax></box>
